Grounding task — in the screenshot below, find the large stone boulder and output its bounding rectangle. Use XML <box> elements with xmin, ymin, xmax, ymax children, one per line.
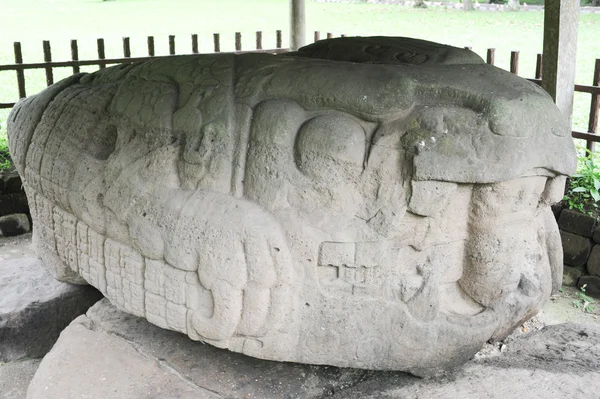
<box><xmin>26</xmin><ymin>299</ymin><xmax>600</xmax><ymax>399</ymax></box>
<box><xmin>0</xmin><ymin>256</ymin><xmax>103</xmax><ymax>362</ymax></box>
<box><xmin>7</xmin><ymin>37</ymin><xmax>576</xmax><ymax>376</ymax></box>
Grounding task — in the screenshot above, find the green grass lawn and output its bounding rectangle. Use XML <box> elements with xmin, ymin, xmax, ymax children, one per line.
<box><xmin>1</xmin><ymin>0</ymin><xmax>599</xmax><ymax>148</ymax></box>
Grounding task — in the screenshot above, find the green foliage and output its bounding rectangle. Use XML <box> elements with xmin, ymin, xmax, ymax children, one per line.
<box><xmin>572</xmin><ymin>284</ymin><xmax>596</xmax><ymax>313</ymax></box>
<box><xmin>0</xmin><ymin>134</ymin><xmax>12</xmax><ymax>171</ymax></box>
<box><xmin>563</xmin><ymin>150</ymin><xmax>600</xmax><ymax>216</ymax></box>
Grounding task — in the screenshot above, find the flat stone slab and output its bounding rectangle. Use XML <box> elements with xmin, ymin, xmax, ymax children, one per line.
<box><xmin>0</xmin><ymin>256</ymin><xmax>103</xmax><ymax>362</ymax></box>
<box><xmin>0</xmin><ymin>359</ymin><xmax>41</xmax><ymax>399</ymax></box>
<box><xmin>27</xmin><ymin>299</ymin><xmax>600</xmax><ymax>399</ymax></box>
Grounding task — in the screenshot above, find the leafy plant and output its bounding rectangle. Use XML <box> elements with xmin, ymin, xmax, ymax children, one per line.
<box><xmin>572</xmin><ymin>284</ymin><xmax>596</xmax><ymax>313</ymax></box>
<box><xmin>563</xmin><ymin>150</ymin><xmax>600</xmax><ymax>216</ymax></box>
<box><xmin>0</xmin><ymin>134</ymin><xmax>13</xmax><ymax>171</ymax></box>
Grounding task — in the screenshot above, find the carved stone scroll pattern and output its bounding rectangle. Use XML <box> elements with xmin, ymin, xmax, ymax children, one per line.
<box><xmin>31</xmin><ymin>192</ymin><xmax>222</xmax><ymax>338</ymax></box>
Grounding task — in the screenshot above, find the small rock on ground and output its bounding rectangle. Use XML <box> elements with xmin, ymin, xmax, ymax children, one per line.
<box><xmin>0</xmin><ymin>214</ymin><xmax>30</xmax><ymax>236</ymax></box>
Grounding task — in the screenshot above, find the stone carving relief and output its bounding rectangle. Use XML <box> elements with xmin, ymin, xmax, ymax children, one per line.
<box><xmin>7</xmin><ymin>37</ymin><xmax>576</xmax><ymax>376</ymax></box>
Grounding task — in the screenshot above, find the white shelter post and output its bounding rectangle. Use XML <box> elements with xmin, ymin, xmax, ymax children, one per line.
<box><xmin>542</xmin><ymin>0</ymin><xmax>579</xmax><ymax>127</ymax></box>
<box><xmin>290</xmin><ymin>0</ymin><xmax>306</xmax><ymax>51</ymax></box>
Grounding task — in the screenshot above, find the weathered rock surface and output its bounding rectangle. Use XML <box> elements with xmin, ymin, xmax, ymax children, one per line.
<box><xmin>558</xmin><ymin>208</ymin><xmax>597</xmax><ymax>237</ymax></box>
<box><xmin>27</xmin><ymin>300</ymin><xmax>600</xmax><ymax>399</ymax></box>
<box><xmin>0</xmin><ymin>256</ymin><xmax>103</xmax><ymax>362</ymax></box>
<box><xmin>593</xmin><ymin>224</ymin><xmax>600</xmax><ymax>244</ymax></box>
<box><xmin>330</xmin><ymin>323</ymin><xmax>600</xmax><ymax>398</ymax></box>
<box><xmin>7</xmin><ymin>36</ymin><xmax>576</xmax><ymax>374</ymax></box>
<box><xmin>0</xmin><ymin>359</ymin><xmax>41</xmax><ymax>399</ymax></box>
<box><xmin>0</xmin><ymin>213</ymin><xmax>30</xmax><ymax>236</ymax></box>
<box><xmin>587</xmin><ymin>244</ymin><xmax>600</xmax><ymax>277</ymax></box>
<box><xmin>561</xmin><ymin>230</ymin><xmax>592</xmax><ymax>267</ymax></box>
<box><xmin>28</xmin><ymin>299</ymin><xmax>383</xmax><ymax>399</ymax></box>
<box><xmin>562</xmin><ymin>265</ymin><xmax>583</xmax><ymax>286</ymax></box>
<box><xmin>577</xmin><ymin>275</ymin><xmax>600</xmax><ymax>298</ymax></box>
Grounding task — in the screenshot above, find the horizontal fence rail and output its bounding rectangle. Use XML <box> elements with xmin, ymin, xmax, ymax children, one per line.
<box><xmin>1</xmin><ymin>31</ymin><xmax>599</xmax><ymax>150</ymax></box>
<box><xmin>0</xmin><ymin>30</ymin><xmax>287</xmax><ymax>108</ymax></box>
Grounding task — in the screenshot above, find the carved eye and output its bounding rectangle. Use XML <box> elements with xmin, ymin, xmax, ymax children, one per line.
<box><xmin>294</xmin><ymin>115</ymin><xmax>366</xmax><ymax>178</ymax></box>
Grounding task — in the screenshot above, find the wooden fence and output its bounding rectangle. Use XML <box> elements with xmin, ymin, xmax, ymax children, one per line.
<box><xmin>0</xmin><ymin>30</ymin><xmax>287</xmax><ymax>109</ymax></box>
<box><xmin>1</xmin><ymin>31</ymin><xmax>599</xmax><ymax>150</ymax></box>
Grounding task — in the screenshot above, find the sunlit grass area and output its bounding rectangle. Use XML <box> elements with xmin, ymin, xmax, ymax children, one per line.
<box><xmin>1</xmin><ymin>0</ymin><xmax>599</xmax><ymax>143</ymax></box>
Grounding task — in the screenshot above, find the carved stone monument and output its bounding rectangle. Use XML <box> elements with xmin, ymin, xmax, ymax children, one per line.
<box><xmin>7</xmin><ymin>37</ymin><xmax>576</xmax><ymax>376</ymax></box>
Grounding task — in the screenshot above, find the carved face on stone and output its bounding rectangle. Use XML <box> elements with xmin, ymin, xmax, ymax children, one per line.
<box><xmin>7</xmin><ymin>37</ymin><xmax>576</xmax><ymax>376</ymax></box>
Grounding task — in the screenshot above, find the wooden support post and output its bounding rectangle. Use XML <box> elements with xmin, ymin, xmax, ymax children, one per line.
<box><xmin>97</xmin><ymin>39</ymin><xmax>106</xmax><ymax>69</ymax></box>
<box><xmin>147</xmin><ymin>36</ymin><xmax>155</xmax><ymax>56</ymax></box>
<box><xmin>290</xmin><ymin>0</ymin><xmax>306</xmax><ymax>51</ymax></box>
<box><xmin>169</xmin><ymin>35</ymin><xmax>176</xmax><ymax>55</ymax></box>
<box><xmin>71</xmin><ymin>40</ymin><xmax>80</xmax><ymax>74</ymax></box>
<box><xmin>235</xmin><ymin>32</ymin><xmax>242</xmax><ymax>52</ymax></box>
<box><xmin>13</xmin><ymin>42</ymin><xmax>26</xmax><ymax>99</ymax></box>
<box><xmin>486</xmin><ymin>48</ymin><xmax>495</xmax><ymax>65</ymax></box>
<box><xmin>191</xmin><ymin>34</ymin><xmax>199</xmax><ymax>54</ymax></box>
<box><xmin>586</xmin><ymin>59</ymin><xmax>600</xmax><ymax>152</ymax></box>
<box><xmin>122</xmin><ymin>37</ymin><xmax>131</xmax><ymax>58</ymax></box>
<box><xmin>213</xmin><ymin>33</ymin><xmax>221</xmax><ymax>53</ymax></box>
<box><xmin>42</xmin><ymin>41</ymin><xmax>53</xmax><ymax>86</ymax></box>
<box><xmin>510</xmin><ymin>51</ymin><xmax>519</xmax><ymax>75</ymax></box>
<box><xmin>542</xmin><ymin>0</ymin><xmax>579</xmax><ymax>126</ymax></box>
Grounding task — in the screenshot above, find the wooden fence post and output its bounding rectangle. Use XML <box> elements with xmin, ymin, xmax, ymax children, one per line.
<box><xmin>213</xmin><ymin>33</ymin><xmax>221</xmax><ymax>53</ymax></box>
<box><xmin>256</xmin><ymin>31</ymin><xmax>263</xmax><ymax>50</ymax></box>
<box><xmin>42</xmin><ymin>41</ymin><xmax>53</xmax><ymax>86</ymax></box>
<box><xmin>147</xmin><ymin>36</ymin><xmax>155</xmax><ymax>56</ymax></box>
<box><xmin>235</xmin><ymin>32</ymin><xmax>242</xmax><ymax>52</ymax></box>
<box><xmin>71</xmin><ymin>40</ymin><xmax>80</xmax><ymax>74</ymax></box>
<box><xmin>535</xmin><ymin>54</ymin><xmax>543</xmax><ymax>80</ymax></box>
<box><xmin>97</xmin><ymin>39</ymin><xmax>106</xmax><ymax>69</ymax></box>
<box><xmin>169</xmin><ymin>35</ymin><xmax>176</xmax><ymax>55</ymax></box>
<box><xmin>192</xmin><ymin>34</ymin><xmax>199</xmax><ymax>54</ymax></box>
<box><xmin>586</xmin><ymin>59</ymin><xmax>600</xmax><ymax>152</ymax></box>
<box><xmin>13</xmin><ymin>42</ymin><xmax>26</xmax><ymax>99</ymax></box>
<box><xmin>510</xmin><ymin>51</ymin><xmax>519</xmax><ymax>75</ymax></box>
<box><xmin>486</xmin><ymin>48</ymin><xmax>495</xmax><ymax>65</ymax></box>
<box><xmin>123</xmin><ymin>37</ymin><xmax>131</xmax><ymax>58</ymax></box>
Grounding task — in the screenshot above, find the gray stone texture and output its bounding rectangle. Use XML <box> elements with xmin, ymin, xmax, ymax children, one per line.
<box><xmin>551</xmin><ymin>202</ymin><xmax>562</xmax><ymax>221</ymax></box>
<box><xmin>592</xmin><ymin>224</ymin><xmax>600</xmax><ymax>244</ymax></box>
<box><xmin>577</xmin><ymin>275</ymin><xmax>600</xmax><ymax>299</ymax></box>
<box><xmin>587</xmin><ymin>244</ymin><xmax>600</xmax><ymax>277</ymax></box>
<box><xmin>0</xmin><ymin>359</ymin><xmax>41</xmax><ymax>399</ymax></box>
<box><xmin>0</xmin><ymin>257</ymin><xmax>103</xmax><ymax>362</ymax></box>
<box><xmin>558</xmin><ymin>208</ymin><xmax>596</xmax><ymax>237</ymax></box>
<box><xmin>561</xmin><ymin>230</ymin><xmax>592</xmax><ymax>267</ymax></box>
<box><xmin>0</xmin><ymin>214</ymin><xmax>30</xmax><ymax>236</ymax></box>
<box><xmin>562</xmin><ymin>265</ymin><xmax>582</xmax><ymax>287</ymax></box>
<box><xmin>27</xmin><ymin>300</ymin><xmax>600</xmax><ymax>399</ymax></box>
<box><xmin>332</xmin><ymin>323</ymin><xmax>600</xmax><ymax>398</ymax></box>
<box><xmin>7</xmin><ymin>37</ymin><xmax>577</xmax><ymax>375</ymax></box>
